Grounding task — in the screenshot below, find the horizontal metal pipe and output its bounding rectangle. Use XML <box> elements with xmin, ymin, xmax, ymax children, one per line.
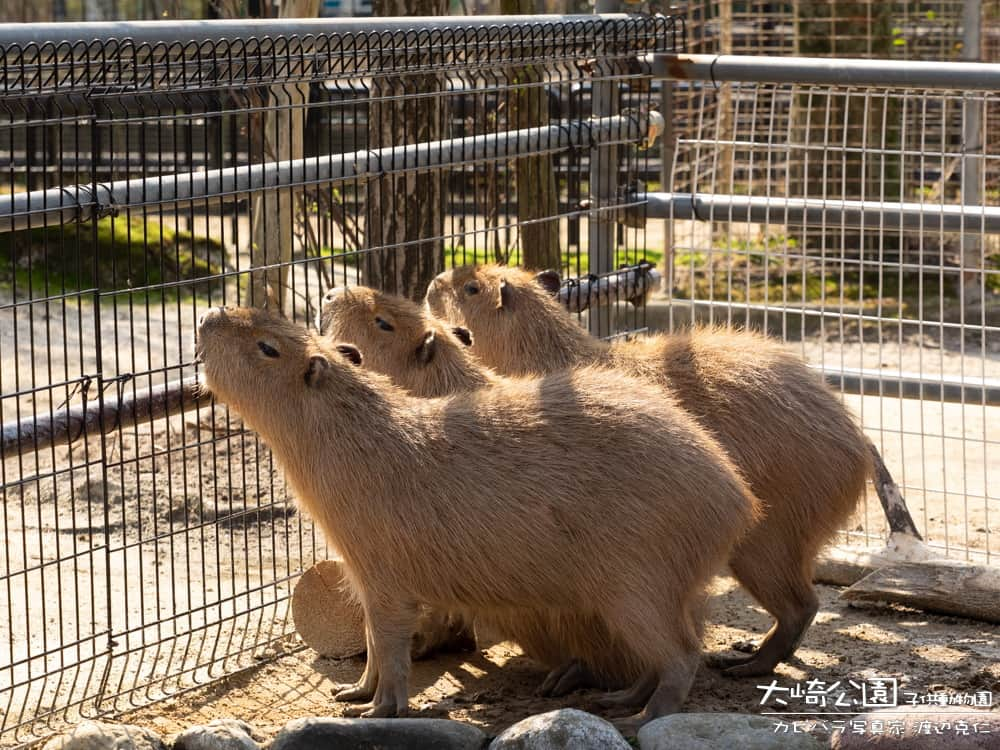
<box><xmin>0</xmin><ymin>114</ymin><xmax>643</xmax><ymax>233</ymax></box>
<box><xmin>821</xmin><ymin>365</ymin><xmax>1000</xmax><ymax>406</ymax></box>
<box><xmin>2</xmin><ymin>360</ymin><xmax>993</xmax><ymax>463</ymax></box>
<box><xmin>1</xmin><ymin>377</ymin><xmax>209</xmax><ymax>458</ymax></box>
<box><xmin>639</xmin><ymin>192</ymin><xmax>1000</xmax><ymax>234</ymax></box>
<box><xmin>643</xmin><ymin>52</ymin><xmax>1000</xmax><ymax>92</ymax></box>
<box><xmin>0</xmin><ymin>14</ymin><xmax>630</xmax><ymax>48</ymax></box>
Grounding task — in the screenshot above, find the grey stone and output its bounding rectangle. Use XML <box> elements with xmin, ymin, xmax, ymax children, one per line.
<box><xmin>638</xmin><ymin>713</ymin><xmax>827</xmax><ymax>750</ymax></box>
<box><xmin>831</xmin><ymin>707</ymin><xmax>1000</xmax><ymax>749</ymax></box>
<box><xmin>173</xmin><ymin>719</ymin><xmax>259</xmax><ymax>750</ymax></box>
<box><xmin>268</xmin><ymin>717</ymin><xmax>486</xmax><ymax>750</ymax></box>
<box><xmin>489</xmin><ymin>709</ymin><xmax>630</xmax><ymax>750</ymax></box>
<box><xmin>42</xmin><ymin>720</ymin><xmax>166</xmax><ymax>750</ymax></box>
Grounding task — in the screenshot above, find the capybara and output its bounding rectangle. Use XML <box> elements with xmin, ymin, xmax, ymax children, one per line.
<box><xmin>196</xmin><ymin>306</ymin><xmax>760</xmax><ymax>723</ymax></box>
<box><xmin>318</xmin><ymin>285</ymin><xmax>665</xmax><ymax>693</ymax></box>
<box><xmin>426</xmin><ymin>264</ymin><xmax>874</xmax><ymax>677</ymax></box>
<box><xmin>317</xmin><ymin>285</ymin><xmax>495</xmax><ymax>397</ymax></box>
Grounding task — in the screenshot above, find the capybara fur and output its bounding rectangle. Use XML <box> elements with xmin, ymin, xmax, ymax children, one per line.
<box><xmin>318</xmin><ymin>285</ymin><xmax>672</xmax><ymax>691</ymax></box>
<box><xmin>196</xmin><ymin>306</ymin><xmax>761</xmax><ymax>722</ymax></box>
<box><xmin>426</xmin><ymin>264</ymin><xmax>874</xmax><ymax>677</ymax></box>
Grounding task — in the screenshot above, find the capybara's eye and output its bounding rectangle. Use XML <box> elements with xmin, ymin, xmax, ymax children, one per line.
<box><xmin>464</xmin><ymin>281</ymin><xmax>479</xmax><ymax>295</ymax></box>
<box><xmin>375</xmin><ymin>317</ymin><xmax>394</xmax><ymax>332</ymax></box>
<box><xmin>257</xmin><ymin>341</ymin><xmax>280</xmax><ymax>358</ymax></box>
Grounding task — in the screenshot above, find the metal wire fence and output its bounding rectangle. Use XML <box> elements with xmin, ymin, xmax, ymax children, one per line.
<box><xmin>0</xmin><ymin>14</ymin><xmax>669</xmax><ymax>745</ymax></box>
<box><xmin>650</xmin><ymin>53</ymin><xmax>1000</xmax><ymax>565</ymax></box>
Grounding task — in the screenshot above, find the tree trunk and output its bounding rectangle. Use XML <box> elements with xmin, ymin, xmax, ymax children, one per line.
<box><xmin>249</xmin><ymin>0</ymin><xmax>320</xmax><ymax>310</ymax></box>
<box><xmin>501</xmin><ymin>0</ymin><xmax>561</xmax><ymax>271</ymax></box>
<box><xmin>362</xmin><ymin>0</ymin><xmax>448</xmax><ymax>302</ymax></box>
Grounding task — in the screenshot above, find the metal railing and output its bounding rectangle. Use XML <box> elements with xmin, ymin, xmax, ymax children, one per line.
<box><xmin>0</xmin><ymin>14</ymin><xmax>672</xmax><ymax>745</ymax></box>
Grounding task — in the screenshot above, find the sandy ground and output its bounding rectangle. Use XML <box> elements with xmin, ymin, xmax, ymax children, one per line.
<box><xmin>116</xmin><ymin>576</ymin><xmax>1000</xmax><ymax>742</ymax></box>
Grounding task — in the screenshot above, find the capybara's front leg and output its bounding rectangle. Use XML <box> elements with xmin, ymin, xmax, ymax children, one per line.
<box><xmin>334</xmin><ymin>622</ymin><xmax>378</xmax><ymax>703</ymax></box>
<box><xmin>344</xmin><ymin>600</ymin><xmax>418</xmax><ymax>718</ymax></box>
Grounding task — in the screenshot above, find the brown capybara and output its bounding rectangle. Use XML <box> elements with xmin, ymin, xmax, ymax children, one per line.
<box><xmin>196</xmin><ymin>306</ymin><xmax>761</xmax><ymax>724</ymax></box>
<box><xmin>317</xmin><ymin>285</ymin><xmax>495</xmax><ymax>397</ymax></box>
<box><xmin>317</xmin><ymin>285</ymin><xmax>662</xmax><ymax>693</ymax></box>
<box><xmin>426</xmin><ymin>264</ymin><xmax>874</xmax><ymax>678</ymax></box>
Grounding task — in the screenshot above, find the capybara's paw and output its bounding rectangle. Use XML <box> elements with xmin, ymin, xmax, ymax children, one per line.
<box><xmin>721</xmin><ymin>656</ymin><xmax>778</xmax><ymax>678</ymax></box>
<box><xmin>592</xmin><ymin>687</ymin><xmax>641</xmax><ymax>710</ymax></box>
<box><xmin>334</xmin><ymin>682</ymin><xmax>375</xmax><ymax>703</ymax></box>
<box><xmin>363</xmin><ymin>702</ymin><xmax>407</xmax><ymax>719</ymax></box>
<box><xmin>704</xmin><ymin>651</ymin><xmax>755</xmax><ymax>670</ymax></box>
<box><xmin>539</xmin><ymin>659</ymin><xmax>594</xmax><ymax>697</ymax></box>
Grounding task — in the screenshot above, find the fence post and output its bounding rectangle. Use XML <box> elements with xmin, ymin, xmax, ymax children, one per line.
<box><xmin>588</xmin><ymin>0</ymin><xmax>621</xmax><ymax>336</ymax></box>
<box><xmin>961</xmin><ymin>0</ymin><xmax>983</xmax><ymax>306</ymax></box>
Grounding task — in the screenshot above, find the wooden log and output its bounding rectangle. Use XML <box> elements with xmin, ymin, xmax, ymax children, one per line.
<box><xmin>1</xmin><ymin>377</ymin><xmax>209</xmax><ymax>458</ymax></box>
<box><xmin>557</xmin><ymin>261</ymin><xmax>662</xmax><ymax>312</ymax></box>
<box><xmin>291</xmin><ymin>560</ymin><xmax>476</xmax><ymax>660</ymax></box>
<box><xmin>815</xmin><ymin>533</ymin><xmax>936</xmax><ymax>587</ymax></box>
<box><xmin>841</xmin><ymin>559</ymin><xmax>1000</xmax><ymax>625</ymax></box>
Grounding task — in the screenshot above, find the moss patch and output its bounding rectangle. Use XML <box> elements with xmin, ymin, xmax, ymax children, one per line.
<box><xmin>0</xmin><ymin>216</ymin><xmax>226</xmax><ymax>297</ymax></box>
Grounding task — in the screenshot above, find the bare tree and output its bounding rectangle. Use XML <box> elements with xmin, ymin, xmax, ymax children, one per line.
<box><xmin>500</xmin><ymin>0</ymin><xmax>561</xmax><ymax>270</ymax></box>
<box><xmin>362</xmin><ymin>0</ymin><xmax>448</xmax><ymax>302</ymax></box>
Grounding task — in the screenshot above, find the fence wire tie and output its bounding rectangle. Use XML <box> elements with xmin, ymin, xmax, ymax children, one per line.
<box><xmin>708</xmin><ymin>54</ymin><xmax>721</xmax><ymax>90</ymax></box>
<box><xmin>56</xmin><ymin>375</ymin><xmax>92</xmax><ymax>412</ymax></box>
<box><xmin>361</xmin><ymin>149</ymin><xmax>385</xmax><ymax>179</ymax></box>
<box><xmin>690</xmin><ymin>194</ymin><xmax>707</xmax><ymax>222</ymax></box>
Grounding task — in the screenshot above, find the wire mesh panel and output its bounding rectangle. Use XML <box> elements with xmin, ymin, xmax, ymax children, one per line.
<box><xmin>0</xmin><ymin>15</ymin><xmax>677</xmax><ymax>745</ymax></box>
<box><xmin>664</xmin><ymin>76</ymin><xmax>999</xmax><ymax>564</ymax></box>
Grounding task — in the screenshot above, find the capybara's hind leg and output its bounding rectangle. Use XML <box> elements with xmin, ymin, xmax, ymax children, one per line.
<box><xmin>539</xmin><ymin>659</ymin><xmax>599</xmax><ymax>697</ymax></box>
<box><xmin>593</xmin><ymin>670</ymin><xmax>658</xmax><ymax>710</ymax></box>
<box><xmin>716</xmin><ymin>549</ymin><xmax>820</xmax><ymax>677</ymax></box>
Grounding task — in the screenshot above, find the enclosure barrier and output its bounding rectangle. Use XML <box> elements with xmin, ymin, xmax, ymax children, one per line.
<box><xmin>0</xmin><ymin>14</ymin><xmax>670</xmax><ymax>745</ymax></box>
<box><xmin>652</xmin><ymin>49</ymin><xmax>999</xmax><ymax>571</ymax></box>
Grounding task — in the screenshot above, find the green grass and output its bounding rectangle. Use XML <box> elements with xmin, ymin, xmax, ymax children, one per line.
<box><xmin>0</xmin><ymin>216</ymin><xmax>226</xmax><ymax>298</ymax></box>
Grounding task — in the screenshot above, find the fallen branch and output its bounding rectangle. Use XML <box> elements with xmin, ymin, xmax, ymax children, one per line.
<box><xmin>1</xmin><ymin>377</ymin><xmax>209</xmax><ymax>457</ymax></box>
<box><xmin>842</xmin><ymin>559</ymin><xmax>1000</xmax><ymax>625</ymax></box>
<box><xmin>558</xmin><ymin>261</ymin><xmax>662</xmax><ymax>313</ymax></box>
<box><xmin>867</xmin><ymin>438</ymin><xmax>922</xmax><ymax>538</ymax></box>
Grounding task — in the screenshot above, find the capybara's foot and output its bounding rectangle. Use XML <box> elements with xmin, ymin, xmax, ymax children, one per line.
<box><xmin>334</xmin><ymin>682</ymin><xmax>376</xmax><ymax>703</ymax></box>
<box><xmin>593</xmin><ymin>671</ymin><xmax>657</xmax><ymax>710</ymax></box>
<box><xmin>343</xmin><ymin>701</ymin><xmax>407</xmax><ymax>718</ymax></box>
<box><xmin>539</xmin><ymin>659</ymin><xmax>596</xmax><ymax>697</ymax></box>
<box><xmin>721</xmin><ymin>654</ymin><xmax>781</xmax><ymax>678</ymax></box>
<box><xmin>704</xmin><ymin>649</ymin><xmax>756</xmax><ymax>670</ymax></box>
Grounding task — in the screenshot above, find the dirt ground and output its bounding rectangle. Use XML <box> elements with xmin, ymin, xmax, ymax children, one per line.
<box><xmin>117</xmin><ymin>576</ymin><xmax>1000</xmax><ymax>742</ymax></box>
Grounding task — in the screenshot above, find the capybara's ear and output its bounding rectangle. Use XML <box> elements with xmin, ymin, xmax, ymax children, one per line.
<box><xmin>496</xmin><ymin>277</ymin><xmax>510</xmax><ymax>309</ymax></box>
<box><xmin>451</xmin><ymin>326</ymin><xmax>473</xmax><ymax>347</ymax></box>
<box><xmin>415</xmin><ymin>330</ymin><xmax>437</xmax><ymax>364</ymax></box>
<box><xmin>534</xmin><ymin>269</ymin><xmax>562</xmax><ymax>297</ymax></box>
<box><xmin>335</xmin><ymin>344</ymin><xmax>363</xmax><ymax>367</ymax></box>
<box><xmin>305</xmin><ymin>354</ymin><xmax>331</xmax><ymax>386</ymax></box>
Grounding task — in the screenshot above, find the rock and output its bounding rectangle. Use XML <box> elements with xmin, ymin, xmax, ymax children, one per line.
<box><xmin>638</xmin><ymin>713</ymin><xmax>827</xmax><ymax>750</ymax></box>
<box><xmin>831</xmin><ymin>707</ymin><xmax>1000</xmax><ymax>749</ymax></box>
<box><xmin>268</xmin><ymin>717</ymin><xmax>486</xmax><ymax>750</ymax></box>
<box><xmin>41</xmin><ymin>720</ymin><xmax>166</xmax><ymax>750</ymax></box>
<box><xmin>490</xmin><ymin>709</ymin><xmax>629</xmax><ymax>749</ymax></box>
<box><xmin>173</xmin><ymin>719</ymin><xmax>259</xmax><ymax>750</ymax></box>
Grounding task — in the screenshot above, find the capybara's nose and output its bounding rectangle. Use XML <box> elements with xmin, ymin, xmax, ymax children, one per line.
<box><xmin>197</xmin><ymin>306</ymin><xmax>226</xmax><ymax>328</ymax></box>
<box><xmin>323</xmin><ymin>287</ymin><xmax>347</xmax><ymax>303</ymax></box>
